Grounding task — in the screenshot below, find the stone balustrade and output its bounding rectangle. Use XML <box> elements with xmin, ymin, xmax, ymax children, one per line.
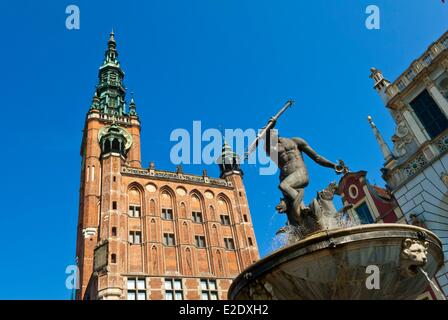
<box><xmin>388</xmin><ymin>33</ymin><xmax>448</xmax><ymax>98</ymax></box>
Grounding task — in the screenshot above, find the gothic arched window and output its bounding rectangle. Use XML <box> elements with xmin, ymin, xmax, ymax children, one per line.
<box><xmin>104</xmin><ymin>139</ymin><xmax>111</xmax><ymax>154</ymax></box>
<box><xmin>112</xmin><ymin>138</ymin><xmax>120</xmax><ymax>152</ymax></box>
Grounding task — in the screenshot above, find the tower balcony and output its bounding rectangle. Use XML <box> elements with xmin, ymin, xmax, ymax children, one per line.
<box><xmin>87</xmin><ymin>112</ymin><xmax>138</xmax><ymax>126</ymax></box>
<box><xmin>97</xmin><ymin>81</ymin><xmax>126</xmax><ymax>93</ymax></box>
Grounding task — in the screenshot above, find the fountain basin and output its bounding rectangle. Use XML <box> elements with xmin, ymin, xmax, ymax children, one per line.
<box><xmin>229</xmin><ymin>224</ymin><xmax>444</xmax><ymax>300</ymax></box>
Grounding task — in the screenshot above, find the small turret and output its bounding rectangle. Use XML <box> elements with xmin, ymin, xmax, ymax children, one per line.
<box><xmin>129</xmin><ymin>94</ymin><xmax>138</xmax><ymax>116</ymax></box>
<box><xmin>99</xmin><ymin>123</ymin><xmax>129</xmax><ymax>157</ymax></box>
<box><xmin>370</xmin><ymin>68</ymin><xmax>390</xmax><ymax>91</ymax></box>
<box><xmin>370</xmin><ymin>68</ymin><xmax>392</xmax><ymax>104</ymax></box>
<box><xmin>217</xmin><ymin>141</ymin><xmax>242</xmax><ymax>178</ymax></box>
<box><xmin>89</xmin><ymin>91</ymin><xmax>100</xmax><ymax>110</ymax></box>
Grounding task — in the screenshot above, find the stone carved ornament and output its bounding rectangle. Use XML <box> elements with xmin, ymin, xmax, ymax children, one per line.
<box><xmin>438</xmin><ymin>77</ymin><xmax>448</xmax><ymax>99</ymax></box>
<box><xmin>392</xmin><ymin>121</ymin><xmax>413</xmax><ymax>157</ymax></box>
<box><xmin>400</xmin><ymin>238</ymin><xmax>429</xmax><ymax>277</ymax></box>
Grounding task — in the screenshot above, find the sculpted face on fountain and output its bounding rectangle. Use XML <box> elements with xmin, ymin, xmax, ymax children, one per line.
<box><xmin>229</xmin><ymin>225</ymin><xmax>444</xmax><ymax>300</ymax></box>
<box><xmin>400</xmin><ymin>239</ymin><xmax>429</xmax><ymax>277</ymax></box>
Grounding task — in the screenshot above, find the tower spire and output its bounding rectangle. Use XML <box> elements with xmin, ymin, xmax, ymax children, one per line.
<box><xmin>104</xmin><ymin>30</ymin><xmax>118</xmax><ymax>65</ymax></box>
<box><xmin>368</xmin><ymin>116</ymin><xmax>394</xmax><ymax>163</ymax></box>
<box><xmin>93</xmin><ymin>32</ymin><xmax>127</xmax><ymax>116</ymax></box>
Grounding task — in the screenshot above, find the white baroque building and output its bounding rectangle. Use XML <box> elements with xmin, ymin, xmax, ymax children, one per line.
<box><xmin>369</xmin><ymin>30</ymin><xmax>448</xmax><ymax>298</ymax></box>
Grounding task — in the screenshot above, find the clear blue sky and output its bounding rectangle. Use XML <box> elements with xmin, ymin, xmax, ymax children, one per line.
<box><xmin>0</xmin><ymin>0</ymin><xmax>446</xmax><ymax>299</ymax></box>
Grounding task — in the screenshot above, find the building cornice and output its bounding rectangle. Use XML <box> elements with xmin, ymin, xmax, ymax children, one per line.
<box><xmin>121</xmin><ymin>166</ymin><xmax>234</xmax><ymax>189</ymax></box>
<box><xmin>386</xmin><ymin>32</ymin><xmax>448</xmax><ymax>108</ymax></box>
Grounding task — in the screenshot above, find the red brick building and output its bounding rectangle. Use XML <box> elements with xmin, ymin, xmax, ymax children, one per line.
<box><xmin>338</xmin><ymin>171</ymin><xmax>406</xmax><ymax>224</ymax></box>
<box><xmin>75</xmin><ymin>33</ymin><xmax>259</xmax><ymax>300</ymax></box>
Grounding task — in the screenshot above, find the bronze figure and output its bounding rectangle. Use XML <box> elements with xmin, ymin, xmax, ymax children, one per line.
<box><xmin>249</xmin><ymin>101</ymin><xmax>349</xmax><ymax>230</ymax></box>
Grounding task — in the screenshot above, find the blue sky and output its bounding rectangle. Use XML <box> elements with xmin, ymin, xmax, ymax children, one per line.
<box><xmin>0</xmin><ymin>0</ymin><xmax>446</xmax><ymax>299</ymax></box>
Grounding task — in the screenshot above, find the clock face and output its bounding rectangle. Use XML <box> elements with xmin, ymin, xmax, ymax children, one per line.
<box><xmin>98</xmin><ymin>125</ymin><xmax>133</xmax><ymax>150</ymax></box>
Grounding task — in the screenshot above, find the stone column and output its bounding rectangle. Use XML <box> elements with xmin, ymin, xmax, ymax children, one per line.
<box><xmin>395</xmin><ymin>101</ymin><xmax>429</xmax><ymax>145</ymax></box>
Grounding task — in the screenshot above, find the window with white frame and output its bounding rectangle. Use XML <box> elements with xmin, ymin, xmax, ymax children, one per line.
<box><xmin>129</xmin><ymin>231</ymin><xmax>142</xmax><ymax>244</ymax></box>
<box><xmin>127</xmin><ymin>278</ymin><xmax>146</xmax><ymax>300</ymax></box>
<box><xmin>200</xmin><ymin>279</ymin><xmax>219</xmax><ymax>300</ymax></box>
<box><xmin>164</xmin><ymin>278</ymin><xmax>183</xmax><ymax>300</ymax></box>
<box><xmin>192</xmin><ymin>211</ymin><xmax>203</xmax><ymax>223</ymax></box>
<box><xmin>129</xmin><ymin>205</ymin><xmax>141</xmax><ymax>218</ymax></box>
<box><xmin>162</xmin><ymin>208</ymin><xmax>173</xmax><ymax>220</ymax></box>
<box><xmin>195</xmin><ymin>235</ymin><xmax>206</xmax><ymax>248</ymax></box>
<box><xmin>224</xmin><ymin>238</ymin><xmax>235</xmax><ymax>250</ymax></box>
<box><xmin>163</xmin><ymin>233</ymin><xmax>175</xmax><ymax>246</ymax></box>
<box><xmin>220</xmin><ymin>215</ymin><xmax>231</xmax><ymax>226</ymax></box>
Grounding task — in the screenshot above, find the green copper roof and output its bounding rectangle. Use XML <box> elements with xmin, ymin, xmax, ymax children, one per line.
<box><xmin>89</xmin><ymin>31</ymin><xmax>137</xmax><ymax>118</ymax></box>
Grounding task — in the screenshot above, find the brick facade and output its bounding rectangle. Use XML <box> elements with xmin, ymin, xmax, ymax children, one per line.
<box><xmin>75</xmin><ymin>33</ymin><xmax>259</xmax><ymax>300</ymax></box>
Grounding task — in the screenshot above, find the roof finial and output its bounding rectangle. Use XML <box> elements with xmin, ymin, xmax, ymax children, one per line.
<box><xmin>94</xmin><ymin>31</ymin><xmax>126</xmax><ymax>116</ymax></box>
<box><xmin>107</xmin><ymin>30</ymin><xmax>116</xmax><ymax>52</ymax></box>
<box><xmin>103</xmin><ymin>30</ymin><xmax>120</xmax><ymax>67</ymax></box>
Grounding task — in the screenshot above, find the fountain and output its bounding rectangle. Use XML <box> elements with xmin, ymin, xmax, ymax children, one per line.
<box><xmin>228</xmin><ymin>104</ymin><xmax>445</xmax><ymax>300</ymax></box>
<box><xmin>229</xmin><ymin>223</ymin><xmax>444</xmax><ymax>300</ymax></box>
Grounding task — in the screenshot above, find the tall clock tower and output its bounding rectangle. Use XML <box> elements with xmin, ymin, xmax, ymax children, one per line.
<box><xmin>76</xmin><ymin>33</ymin><xmax>259</xmax><ymax>301</ymax></box>
<box><xmin>76</xmin><ymin>32</ymin><xmax>141</xmax><ymax>299</ymax></box>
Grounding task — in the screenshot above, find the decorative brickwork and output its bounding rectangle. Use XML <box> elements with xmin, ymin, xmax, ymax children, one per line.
<box><xmin>76</xmin><ymin>33</ymin><xmax>259</xmax><ymax>300</ymax></box>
